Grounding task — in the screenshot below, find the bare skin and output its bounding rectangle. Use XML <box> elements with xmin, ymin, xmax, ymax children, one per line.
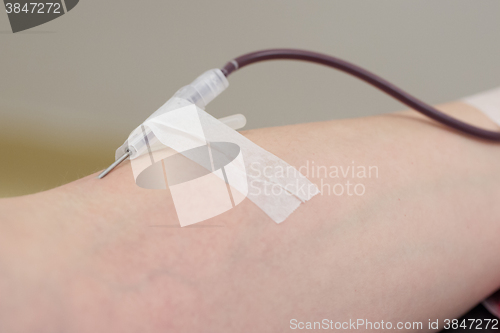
<box><xmin>1</xmin><ymin>102</ymin><xmax>500</xmax><ymax>332</ymax></box>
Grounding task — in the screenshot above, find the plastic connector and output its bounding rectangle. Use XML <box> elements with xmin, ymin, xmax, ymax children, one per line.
<box><xmin>114</xmin><ymin>69</ymin><xmax>231</xmax><ymax>160</ymax></box>
<box><xmin>173</xmin><ymin>69</ymin><xmax>229</xmax><ymax>109</ymax></box>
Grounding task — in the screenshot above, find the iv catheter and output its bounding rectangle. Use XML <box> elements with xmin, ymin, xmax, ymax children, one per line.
<box><xmin>98</xmin><ymin>48</ymin><xmax>500</xmax><ymax>179</ymax></box>
<box><xmin>97</xmin><ymin>113</ymin><xmax>246</xmax><ymax>178</ymax></box>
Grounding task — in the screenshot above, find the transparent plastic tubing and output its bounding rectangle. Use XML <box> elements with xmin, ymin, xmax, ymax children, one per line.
<box><xmin>221</xmin><ymin>49</ymin><xmax>500</xmax><ymax>141</ymax></box>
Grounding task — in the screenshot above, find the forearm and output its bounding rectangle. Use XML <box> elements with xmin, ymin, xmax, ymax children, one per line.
<box><xmin>1</xmin><ymin>101</ymin><xmax>500</xmax><ymax>332</ymax></box>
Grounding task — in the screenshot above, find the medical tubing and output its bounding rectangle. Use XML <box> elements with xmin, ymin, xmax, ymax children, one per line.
<box><xmin>221</xmin><ymin>49</ymin><xmax>500</xmax><ymax>141</ymax></box>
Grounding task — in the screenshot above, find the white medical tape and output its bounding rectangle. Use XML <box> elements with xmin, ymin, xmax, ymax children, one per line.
<box><xmin>462</xmin><ymin>87</ymin><xmax>500</xmax><ymax>126</ymax></box>
<box><xmin>126</xmin><ymin>97</ymin><xmax>319</xmax><ymax>226</ymax></box>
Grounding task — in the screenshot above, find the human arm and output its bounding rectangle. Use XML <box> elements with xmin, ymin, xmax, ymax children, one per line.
<box><xmin>1</xmin><ymin>101</ymin><xmax>500</xmax><ymax>332</ymax></box>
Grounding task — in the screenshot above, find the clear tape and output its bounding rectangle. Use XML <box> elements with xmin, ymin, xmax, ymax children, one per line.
<box><xmin>462</xmin><ymin>87</ymin><xmax>500</xmax><ymax>126</ymax></box>
<box><xmin>125</xmin><ymin>97</ymin><xmax>319</xmax><ymax>226</ymax></box>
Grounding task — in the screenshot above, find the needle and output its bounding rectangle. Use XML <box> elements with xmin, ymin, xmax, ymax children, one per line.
<box><xmin>96</xmin><ymin>115</ymin><xmax>246</xmax><ymax>180</ymax></box>
<box><xmin>97</xmin><ymin>150</ymin><xmax>131</xmax><ymax>179</ymax></box>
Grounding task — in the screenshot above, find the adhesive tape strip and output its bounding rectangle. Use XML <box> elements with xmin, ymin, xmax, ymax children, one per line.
<box><xmin>127</xmin><ymin>97</ymin><xmax>319</xmax><ymax>227</ymax></box>
<box><xmin>462</xmin><ymin>87</ymin><xmax>500</xmax><ymax>126</ymax></box>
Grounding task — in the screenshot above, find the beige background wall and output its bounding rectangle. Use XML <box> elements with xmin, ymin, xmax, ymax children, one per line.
<box><xmin>1</xmin><ymin>0</ymin><xmax>499</xmax><ymax>197</ymax></box>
